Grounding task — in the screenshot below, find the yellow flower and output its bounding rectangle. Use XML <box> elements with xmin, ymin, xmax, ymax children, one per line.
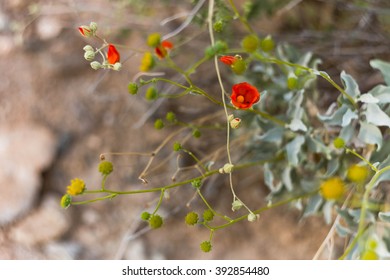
<box><xmin>320</xmin><ymin>177</ymin><xmax>346</xmax><ymax>200</ymax></box>
<box><xmin>347</xmin><ymin>164</ymin><xmax>369</xmax><ymax>183</ymax></box>
<box><xmin>66</xmin><ymin>178</ymin><xmax>86</xmax><ymax>196</ymax></box>
<box><xmin>140</xmin><ymin>52</ymin><xmax>154</xmax><ymax>72</ymax></box>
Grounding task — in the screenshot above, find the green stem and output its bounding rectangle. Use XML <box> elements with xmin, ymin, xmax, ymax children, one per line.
<box><xmin>346</xmin><ymin>148</ymin><xmax>378</xmax><ymax>172</ymax></box>
<box><xmin>339</xmin><ymin>165</ymin><xmax>390</xmax><ymax>259</ymax></box>
<box><xmin>153</xmin><ymin>189</ymin><xmax>165</xmax><ymax>215</ymax></box>
<box><xmin>197</xmin><ymin>188</ymin><xmax>232</xmax><ymax>222</ymax></box>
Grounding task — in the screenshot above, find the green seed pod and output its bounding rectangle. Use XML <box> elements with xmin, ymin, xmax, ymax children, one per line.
<box><xmin>260</xmin><ymin>35</ymin><xmax>275</xmax><ymax>52</ymax></box>
<box><xmin>90</xmin><ymin>61</ymin><xmax>102</xmax><ymax>70</ymax></box>
<box><xmin>192</xmin><ymin>128</ymin><xmax>201</xmax><ymax>138</ymax></box>
<box><xmin>173</xmin><ymin>142</ymin><xmax>182</xmax><ymax>151</ymax></box>
<box><xmin>231</xmin><ymin>59</ymin><xmax>247</xmax><ymax>75</ymax></box>
<box><xmin>213</xmin><ymin>20</ymin><xmax>224</xmax><ymax>32</ymax></box>
<box><xmin>84</xmin><ymin>50</ymin><xmax>95</xmax><ymax>61</ymax></box>
<box><xmin>287</xmin><ymin>73</ymin><xmax>298</xmax><ymax>90</ymax></box>
<box><xmin>191</xmin><ymin>178</ymin><xmax>202</xmax><ymax>188</ymax></box>
<box><xmin>166</xmin><ymin>111</ymin><xmax>176</xmax><ymax>122</ymax></box>
<box><xmin>242</xmin><ymin>34</ymin><xmax>259</xmax><ymax>53</ymax></box>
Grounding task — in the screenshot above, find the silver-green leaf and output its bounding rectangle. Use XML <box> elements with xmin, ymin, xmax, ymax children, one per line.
<box><xmin>357</xmin><ymin>122</ymin><xmax>383</xmax><ymax>150</ymax></box>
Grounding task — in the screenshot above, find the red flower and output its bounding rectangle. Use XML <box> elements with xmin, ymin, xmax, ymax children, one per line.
<box><xmin>155</xmin><ymin>40</ymin><xmax>173</xmax><ymax>59</ymax></box>
<box><xmin>107</xmin><ymin>44</ymin><xmax>120</xmax><ymax>64</ymax></box>
<box><xmin>219</xmin><ymin>55</ymin><xmax>237</xmax><ymax>65</ymax></box>
<box><xmin>230</xmin><ymin>82</ymin><xmax>260</xmax><ymax>109</ymax></box>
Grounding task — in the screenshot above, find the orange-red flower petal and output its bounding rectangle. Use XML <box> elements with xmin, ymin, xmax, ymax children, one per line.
<box><xmin>230</xmin><ymin>82</ymin><xmax>260</xmax><ymax>109</ymax></box>
<box><xmin>107</xmin><ymin>44</ymin><xmax>120</xmax><ymax>64</ymax></box>
<box><xmin>219</xmin><ymin>55</ymin><xmax>236</xmax><ymax>65</ymax></box>
<box><xmin>155</xmin><ymin>40</ymin><xmax>173</xmax><ymax>59</ymax></box>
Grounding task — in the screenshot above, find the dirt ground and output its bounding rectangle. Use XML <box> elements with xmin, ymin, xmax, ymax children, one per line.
<box><xmin>1</xmin><ymin>0</ymin><xmax>389</xmax><ymax>260</ymax></box>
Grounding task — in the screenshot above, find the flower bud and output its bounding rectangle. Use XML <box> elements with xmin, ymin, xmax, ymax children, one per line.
<box><xmin>231</xmin><ymin>59</ymin><xmax>247</xmax><ymax>75</ymax></box>
<box><xmin>242</xmin><ymin>34</ymin><xmax>259</xmax><ymax>53</ymax></box>
<box><xmin>213</xmin><ymin>20</ymin><xmax>224</xmax><ymax>32</ymax></box>
<box><xmin>185</xmin><ymin>212</ymin><xmax>199</xmax><ymax>226</ymax></box>
<box><xmin>83</xmin><ymin>45</ymin><xmax>94</xmax><ymax>52</ymax></box>
<box><xmin>222</xmin><ymin>163</ymin><xmax>234</xmax><ymax>173</ymax></box>
<box><xmin>89</xmin><ymin>22</ymin><xmax>98</xmax><ymax>33</ymax></box>
<box><xmin>192</xmin><ymin>128</ymin><xmax>201</xmax><ymax>138</ymax></box>
<box><xmin>231</xmin><ymin>199</ymin><xmax>243</xmax><ymax>211</ymax></box>
<box><xmin>149</xmin><ymin>214</ymin><xmax>163</xmax><ymax>229</ymax></box>
<box><xmin>260</xmin><ymin>35</ymin><xmax>275</xmax><ymax>52</ymax></box>
<box><xmin>173</xmin><ymin>142</ymin><xmax>182</xmax><ymax>151</ymax></box>
<box><xmin>154</xmin><ymin>119</ymin><xmax>164</xmax><ymax>130</ymax></box>
<box><xmin>90</xmin><ymin>61</ymin><xmax>102</xmax><ymax>70</ymax></box>
<box><xmin>84</xmin><ymin>50</ymin><xmax>95</xmax><ymax>61</ymax></box>
<box><xmin>140</xmin><ymin>211</ymin><xmax>151</xmax><ymax>221</ymax></box>
<box><xmin>287</xmin><ymin>72</ymin><xmax>298</xmax><ymax>90</ymax></box>
<box><xmin>203</xmin><ymin>209</ymin><xmax>214</xmax><ymax>222</ymax></box>
<box><xmin>111</xmin><ymin>62</ymin><xmax>122</xmax><ymax>71</ymax></box>
<box><xmin>248</xmin><ymin>213</ymin><xmax>259</xmax><ymax>222</ymax></box>
<box><xmin>333</xmin><ymin>137</ymin><xmax>345</xmax><ymax>149</ymax></box>
<box><xmin>60</xmin><ymin>194</ymin><xmax>72</xmax><ymax>209</ymax></box>
<box><xmin>166</xmin><ymin>111</ymin><xmax>176</xmax><ymax>122</ymax></box>
<box><xmin>147</xmin><ymin>33</ymin><xmax>161</xmax><ymax>47</ymax></box>
<box><xmin>230</xmin><ymin>117</ymin><xmax>241</xmax><ymax>129</ymax></box>
<box><xmin>191</xmin><ymin>178</ymin><xmax>202</xmax><ymax>188</ymax></box>
<box><xmin>98</xmin><ymin>160</ymin><xmax>114</xmax><ymax>176</ymax></box>
<box><xmin>78</xmin><ymin>25</ymin><xmax>93</xmax><ymax>37</ymax></box>
<box><xmin>200</xmin><ymin>241</ymin><xmax>212</xmax><ymax>253</ymax></box>
<box><xmin>145</xmin><ymin>87</ymin><xmax>158</xmax><ymax>101</ymax></box>
<box><xmin>128</xmin><ymin>83</ymin><xmax>138</xmax><ymax>95</ymax></box>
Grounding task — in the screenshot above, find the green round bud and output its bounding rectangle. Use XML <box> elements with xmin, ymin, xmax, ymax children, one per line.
<box><xmin>89</xmin><ymin>22</ymin><xmax>98</xmax><ymax>33</ymax></box>
<box><xmin>128</xmin><ymin>82</ymin><xmax>139</xmax><ymax>95</ymax></box>
<box><xmin>149</xmin><ymin>214</ymin><xmax>163</xmax><ymax>229</ymax></box>
<box><xmin>141</xmin><ymin>211</ymin><xmax>151</xmax><ymax>221</ymax></box>
<box><xmin>145</xmin><ymin>87</ymin><xmax>158</xmax><ymax>101</ymax></box>
<box><xmin>154</xmin><ymin>119</ymin><xmax>164</xmax><ymax>130</ymax></box>
<box><xmin>366</xmin><ymin>239</ymin><xmax>378</xmax><ymax>251</ymax></box>
<box><xmin>191</xmin><ymin>178</ymin><xmax>202</xmax><ymax>188</ymax></box>
<box><xmin>147</xmin><ymin>33</ymin><xmax>161</xmax><ymax>47</ymax></box>
<box><xmin>205</xmin><ymin>46</ymin><xmax>216</xmax><ymax>58</ymax></box>
<box><xmin>98</xmin><ymin>160</ymin><xmax>113</xmax><ymax>176</ymax></box>
<box><xmin>231</xmin><ymin>59</ymin><xmax>247</xmax><ymax>75</ymax></box>
<box><xmin>203</xmin><ymin>209</ymin><xmax>214</xmax><ymax>222</ymax></box>
<box><xmin>112</xmin><ymin>62</ymin><xmax>122</xmax><ymax>71</ymax></box>
<box><xmin>213</xmin><ymin>20</ymin><xmax>224</xmax><ymax>32</ymax></box>
<box><xmin>60</xmin><ymin>194</ymin><xmax>72</xmax><ymax>209</ymax></box>
<box><xmin>333</xmin><ymin>137</ymin><xmax>345</xmax><ymax>149</ymax></box>
<box><xmin>260</xmin><ymin>35</ymin><xmax>275</xmax><ymax>52</ymax></box>
<box><xmin>214</xmin><ymin>40</ymin><xmax>228</xmax><ymax>54</ymax></box>
<box><xmin>192</xmin><ymin>128</ymin><xmax>201</xmax><ymax>138</ymax></box>
<box><xmin>242</xmin><ymin>34</ymin><xmax>259</xmax><ymax>53</ymax></box>
<box><xmin>200</xmin><ymin>241</ymin><xmax>212</xmax><ymax>253</ymax></box>
<box><xmin>231</xmin><ymin>199</ymin><xmax>243</xmax><ymax>211</ymax></box>
<box><xmin>287</xmin><ymin>74</ymin><xmax>298</xmax><ymax>90</ymax></box>
<box><xmin>166</xmin><ymin>111</ymin><xmax>176</xmax><ymax>122</ymax></box>
<box><xmin>173</xmin><ymin>142</ymin><xmax>182</xmax><ymax>152</ymax></box>
<box><xmin>185</xmin><ymin>211</ymin><xmax>199</xmax><ymax>226</ymax></box>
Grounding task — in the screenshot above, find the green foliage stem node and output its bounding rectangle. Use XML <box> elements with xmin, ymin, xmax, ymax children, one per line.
<box><xmin>200</xmin><ymin>241</ymin><xmax>212</xmax><ymax>253</ymax></box>
<box><xmin>149</xmin><ymin>214</ymin><xmax>163</xmax><ymax>229</ymax></box>
<box><xmin>202</xmin><ymin>209</ymin><xmax>214</xmax><ymax>222</ymax></box>
<box><xmin>60</xmin><ymin>194</ymin><xmax>72</xmax><ymax>209</ymax></box>
<box><xmin>145</xmin><ymin>87</ymin><xmax>158</xmax><ymax>101</ymax></box>
<box><xmin>141</xmin><ymin>211</ymin><xmax>151</xmax><ymax>221</ymax></box>
<box><xmin>128</xmin><ymin>82</ymin><xmax>138</xmax><ymax>95</ymax></box>
<box><xmin>185</xmin><ymin>211</ymin><xmax>199</xmax><ymax>226</ymax></box>
<box><xmin>242</xmin><ymin>34</ymin><xmax>259</xmax><ymax>53</ymax></box>
<box><xmin>98</xmin><ymin>160</ymin><xmax>113</xmax><ymax>176</ymax></box>
<box><xmin>333</xmin><ymin>137</ymin><xmax>345</xmax><ymax>149</ymax></box>
<box><xmin>191</xmin><ymin>178</ymin><xmax>202</xmax><ymax>188</ymax></box>
<box><xmin>154</xmin><ymin>119</ymin><xmax>164</xmax><ymax>130</ymax></box>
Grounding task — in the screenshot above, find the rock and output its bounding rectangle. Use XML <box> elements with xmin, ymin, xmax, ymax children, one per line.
<box><xmin>8</xmin><ymin>195</ymin><xmax>71</xmax><ymax>246</ymax></box>
<box><xmin>0</xmin><ymin>123</ymin><xmax>57</xmax><ymax>225</ymax></box>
